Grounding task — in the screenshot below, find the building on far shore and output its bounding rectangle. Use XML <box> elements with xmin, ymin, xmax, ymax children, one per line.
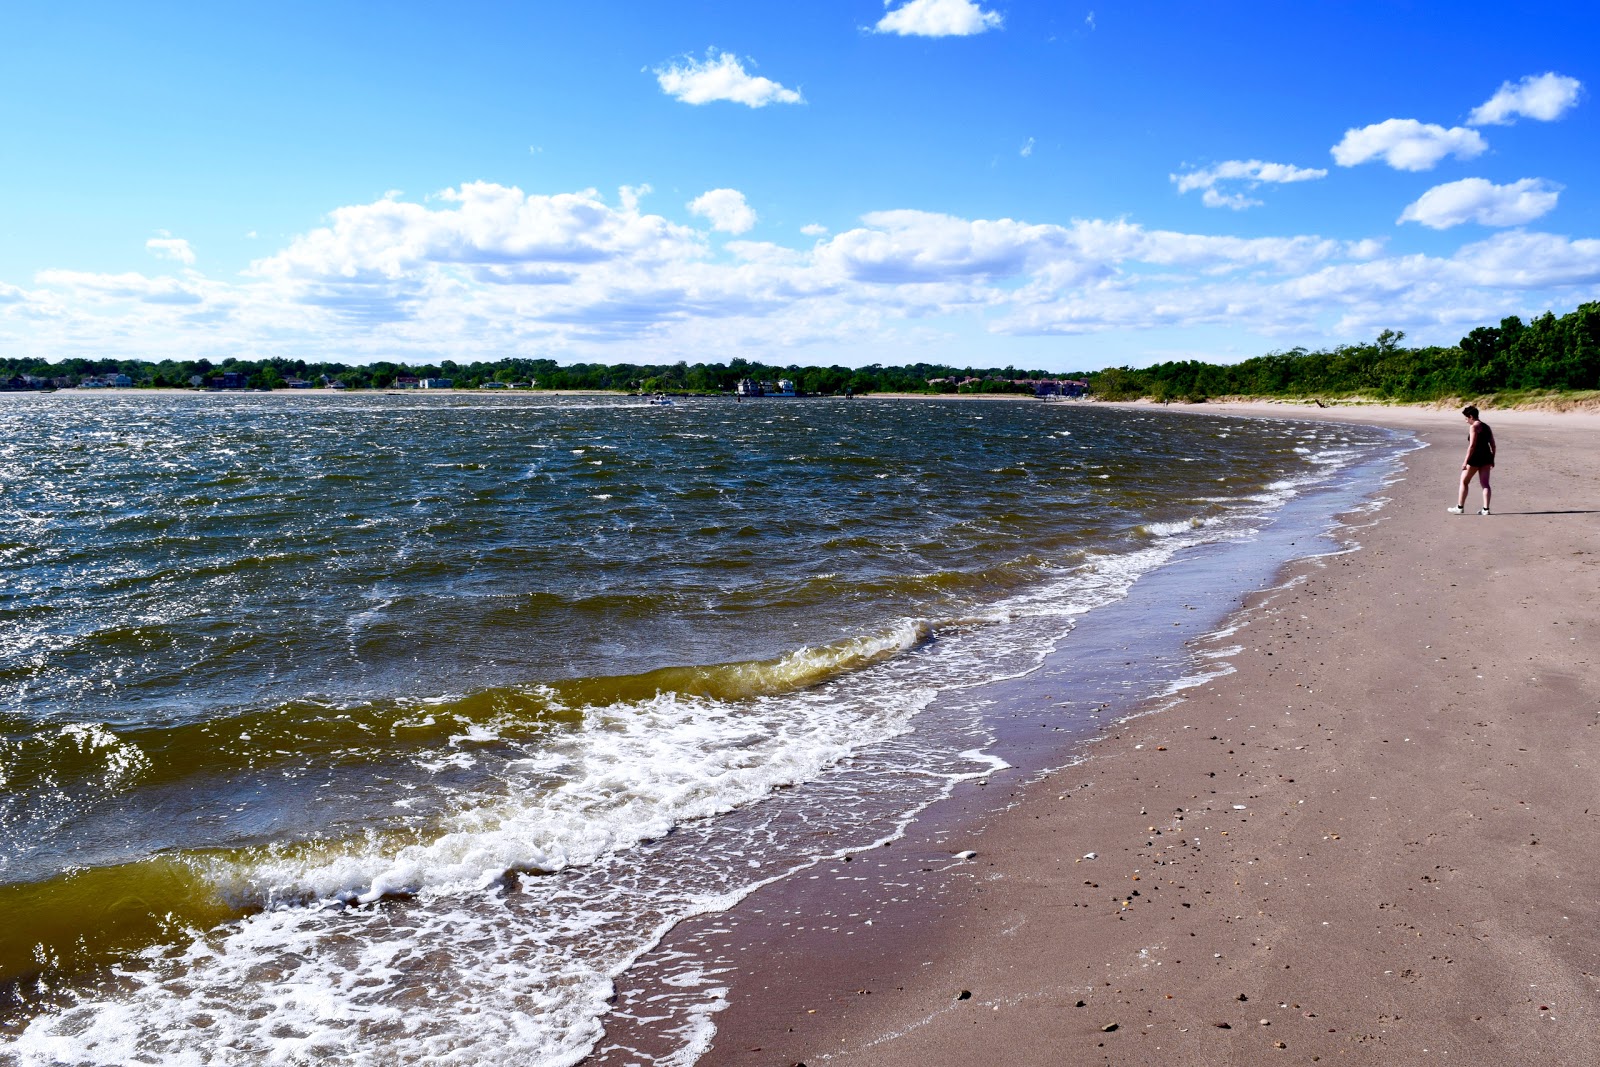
<box><xmin>735</xmin><ymin>378</ymin><xmax>795</xmax><ymax>397</ymax></box>
<box><xmin>419</xmin><ymin>378</ymin><xmax>454</xmax><ymax>389</ymax></box>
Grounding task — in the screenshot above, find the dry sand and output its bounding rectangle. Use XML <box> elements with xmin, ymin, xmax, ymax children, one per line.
<box><xmin>645</xmin><ymin>402</ymin><xmax>1600</xmax><ymax>1066</ymax></box>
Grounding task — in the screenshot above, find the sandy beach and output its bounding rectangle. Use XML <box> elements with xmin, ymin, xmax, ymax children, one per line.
<box><xmin>625</xmin><ymin>402</ymin><xmax>1600</xmax><ymax>1066</ymax></box>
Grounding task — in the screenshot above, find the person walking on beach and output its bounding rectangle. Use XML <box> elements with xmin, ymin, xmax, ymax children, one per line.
<box><xmin>1447</xmin><ymin>405</ymin><xmax>1495</xmax><ymax>515</ymax></box>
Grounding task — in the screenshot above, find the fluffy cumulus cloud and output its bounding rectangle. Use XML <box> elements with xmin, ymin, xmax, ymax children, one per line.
<box><xmin>146</xmin><ymin>236</ymin><xmax>196</xmax><ymax>265</ymax></box>
<box><xmin>1450</xmin><ymin>230</ymin><xmax>1600</xmax><ymax>289</ymax></box>
<box><xmin>1331</xmin><ymin>119</ymin><xmax>1487</xmax><ymax>171</ymax></box>
<box><xmin>1469</xmin><ymin>72</ymin><xmax>1583</xmax><ymax>126</ymax></box>
<box><xmin>688</xmin><ymin>189</ymin><xmax>758</xmax><ymax>234</ymax></box>
<box><xmin>873</xmin><ymin>0</ymin><xmax>1003</xmax><ymax>37</ymax></box>
<box><xmin>1172</xmin><ymin>159</ymin><xmax>1328</xmax><ymax>210</ymax></box>
<box><xmin>10</xmin><ymin>179</ymin><xmax>1600</xmax><ymax>365</ymax></box>
<box><xmin>255</xmin><ymin>182</ymin><xmax>703</xmax><ymax>282</ymax></box>
<box><xmin>653</xmin><ymin>50</ymin><xmax>803</xmax><ymax>107</ymax></box>
<box><xmin>1399</xmin><ymin>178</ymin><xmax>1562</xmax><ymax>230</ymax></box>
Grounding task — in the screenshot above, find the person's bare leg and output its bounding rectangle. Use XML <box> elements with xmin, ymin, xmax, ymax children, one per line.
<box><xmin>1479</xmin><ymin>468</ymin><xmax>1492</xmax><ymax>512</ymax></box>
<box><xmin>1457</xmin><ymin>467</ymin><xmax>1473</xmax><ymax>509</ymax></box>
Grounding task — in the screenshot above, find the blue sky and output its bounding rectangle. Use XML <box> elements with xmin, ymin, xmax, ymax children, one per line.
<box><xmin>2</xmin><ymin>0</ymin><xmax>1596</xmax><ymax>370</ymax></box>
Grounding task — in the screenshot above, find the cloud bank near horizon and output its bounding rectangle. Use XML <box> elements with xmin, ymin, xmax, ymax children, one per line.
<box><xmin>8</xmin><ymin>181</ymin><xmax>1598</xmax><ymax>368</ymax></box>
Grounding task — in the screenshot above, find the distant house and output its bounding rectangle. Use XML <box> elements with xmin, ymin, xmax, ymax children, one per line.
<box><xmin>2</xmin><ymin>373</ymin><xmax>57</xmax><ymax>390</ymax></box>
<box><xmin>284</xmin><ymin>378</ymin><xmax>312</xmax><ymax>388</ymax></box>
<box><xmin>394</xmin><ymin>375</ymin><xmax>420</xmax><ymax>389</ymax></box>
<box><xmin>1029</xmin><ymin>378</ymin><xmax>1090</xmax><ymax>398</ymax></box>
<box><xmin>478</xmin><ymin>381</ymin><xmax>508</xmax><ymax>388</ymax></box>
<box><xmin>419</xmin><ymin>378</ymin><xmax>453</xmax><ymax>389</ymax></box>
<box><xmin>735</xmin><ymin>378</ymin><xmax>795</xmax><ymax>397</ymax></box>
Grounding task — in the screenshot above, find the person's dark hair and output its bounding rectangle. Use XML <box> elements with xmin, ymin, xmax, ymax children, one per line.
<box><xmin>1462</xmin><ymin>405</ymin><xmax>1479</xmax><ymax>419</ymax></box>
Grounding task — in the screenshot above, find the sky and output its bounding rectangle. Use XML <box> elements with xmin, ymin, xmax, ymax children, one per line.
<box><xmin>2</xmin><ymin>0</ymin><xmax>1597</xmax><ymax>372</ymax></box>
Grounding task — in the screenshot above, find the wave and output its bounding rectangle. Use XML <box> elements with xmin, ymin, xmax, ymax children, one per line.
<box><xmin>0</xmin><ymin>622</ymin><xmax>936</xmax><ymax>990</ymax></box>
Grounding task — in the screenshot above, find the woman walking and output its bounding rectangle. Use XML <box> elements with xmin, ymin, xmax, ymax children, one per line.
<box><xmin>1447</xmin><ymin>405</ymin><xmax>1495</xmax><ymax>515</ymax></box>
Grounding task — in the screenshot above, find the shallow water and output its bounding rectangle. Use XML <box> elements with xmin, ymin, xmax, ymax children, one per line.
<box><xmin>0</xmin><ymin>393</ymin><xmax>1403</xmax><ymax>1065</ymax></box>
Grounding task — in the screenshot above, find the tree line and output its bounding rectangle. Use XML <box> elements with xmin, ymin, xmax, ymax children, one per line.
<box><xmin>1086</xmin><ymin>302</ymin><xmax>1600</xmax><ymax>403</ymax></box>
<box><xmin>0</xmin><ymin>354</ymin><xmax>1063</xmax><ymax>396</ymax></box>
<box><xmin>5</xmin><ymin>301</ymin><xmax>1597</xmax><ymax>401</ymax></box>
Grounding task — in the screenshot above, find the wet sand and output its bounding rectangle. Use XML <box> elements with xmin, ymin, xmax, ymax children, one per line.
<box><xmin>646</xmin><ymin>403</ymin><xmax>1600</xmax><ymax>1066</ymax></box>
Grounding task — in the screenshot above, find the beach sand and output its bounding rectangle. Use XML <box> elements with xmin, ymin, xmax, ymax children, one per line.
<box><xmin>622</xmin><ymin>403</ymin><xmax>1600</xmax><ymax>1066</ymax></box>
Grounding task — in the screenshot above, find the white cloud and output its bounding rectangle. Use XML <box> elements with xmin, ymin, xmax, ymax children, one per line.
<box><xmin>1201</xmin><ymin>189</ymin><xmax>1262</xmax><ymax>211</ymax></box>
<box><xmin>653</xmin><ymin>50</ymin><xmax>803</xmax><ymax>107</ymax></box>
<box><xmin>619</xmin><ymin>183</ymin><xmax>652</xmax><ymax>213</ymax></box>
<box><xmin>146</xmin><ymin>236</ymin><xmax>196</xmax><ymax>265</ymax></box>
<box><xmin>1173</xmin><ymin>160</ymin><xmax>1329</xmax><ymax>194</ymax></box>
<box><xmin>1331</xmin><ymin>119</ymin><xmax>1487</xmax><ymax>171</ymax></box>
<box><xmin>255</xmin><ymin>182</ymin><xmax>702</xmax><ymax>283</ymax></box>
<box><xmin>1451</xmin><ymin>230</ymin><xmax>1600</xmax><ymax>288</ymax></box>
<box><xmin>12</xmin><ymin>179</ymin><xmax>1600</xmax><ymax>366</ymax></box>
<box><xmin>1172</xmin><ymin>159</ymin><xmax>1328</xmax><ymax>210</ymax></box>
<box><xmin>1085</xmin><ymin>11</ymin><xmax>1096</xmax><ymax>30</ymax></box>
<box><xmin>800</xmin><ymin>223</ymin><xmax>829</xmax><ymax>236</ymax></box>
<box><xmin>1469</xmin><ymin>72</ymin><xmax>1583</xmax><ymax>126</ymax></box>
<box><xmin>816</xmin><ymin>210</ymin><xmax>1358</xmax><ymax>288</ymax></box>
<box><xmin>1399</xmin><ymin>177</ymin><xmax>1561</xmax><ymax>230</ymax></box>
<box><xmin>38</xmin><ymin>269</ymin><xmax>207</xmax><ymax>305</ymax></box>
<box><xmin>1020</xmin><ymin>137</ymin><xmax>1035</xmax><ymax>158</ymax></box>
<box><xmin>688</xmin><ymin>189</ymin><xmax>758</xmax><ymax>234</ymax></box>
<box><xmin>873</xmin><ymin>0</ymin><xmax>1003</xmax><ymax>37</ymax></box>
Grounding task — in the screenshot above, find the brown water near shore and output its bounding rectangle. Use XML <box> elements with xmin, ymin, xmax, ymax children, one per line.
<box><xmin>610</xmin><ymin>403</ymin><xmax>1600</xmax><ymax>1066</ymax></box>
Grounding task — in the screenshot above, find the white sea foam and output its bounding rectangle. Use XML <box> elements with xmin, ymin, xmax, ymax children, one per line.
<box><xmin>1140</xmin><ymin>517</ymin><xmax>1202</xmax><ymax>537</ymax></box>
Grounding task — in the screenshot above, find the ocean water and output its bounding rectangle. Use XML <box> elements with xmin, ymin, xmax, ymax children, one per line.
<box><xmin>0</xmin><ymin>393</ymin><xmax>1405</xmax><ymax>1065</ymax></box>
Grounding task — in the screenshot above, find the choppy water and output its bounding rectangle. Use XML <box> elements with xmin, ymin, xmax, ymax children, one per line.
<box><xmin>0</xmin><ymin>393</ymin><xmax>1403</xmax><ymax>1065</ymax></box>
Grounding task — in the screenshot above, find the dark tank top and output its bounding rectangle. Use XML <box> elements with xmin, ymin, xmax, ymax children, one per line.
<box><xmin>1467</xmin><ymin>421</ymin><xmax>1495</xmax><ymax>467</ymax></box>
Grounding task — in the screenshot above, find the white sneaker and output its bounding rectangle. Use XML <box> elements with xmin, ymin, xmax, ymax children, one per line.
<box><xmin>1447</xmin><ymin>505</ymin><xmax>1464</xmax><ymax>514</ymax></box>
<box><xmin>1479</xmin><ymin>507</ymin><xmax>1491</xmax><ymax>516</ymax></box>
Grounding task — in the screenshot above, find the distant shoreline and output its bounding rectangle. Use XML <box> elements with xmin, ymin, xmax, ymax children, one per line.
<box><xmin>21</xmin><ymin>389</ymin><xmax>1600</xmax><ymax>414</ymax></box>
